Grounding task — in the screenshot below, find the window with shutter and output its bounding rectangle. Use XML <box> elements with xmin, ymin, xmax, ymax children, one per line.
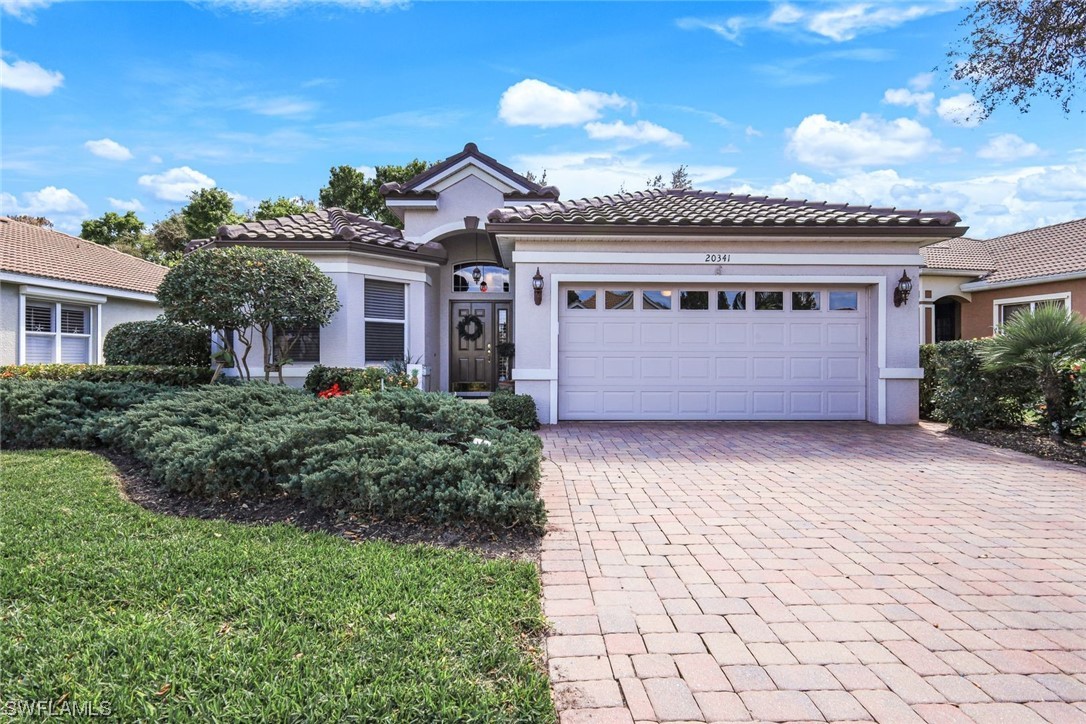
<box><xmin>364</xmin><ymin>280</ymin><xmax>406</xmax><ymax>363</ymax></box>
<box><xmin>273</xmin><ymin>324</ymin><xmax>321</xmax><ymax>363</ymax></box>
<box><xmin>61</xmin><ymin>307</ymin><xmax>88</xmax><ymax>334</ymax></box>
<box><xmin>22</xmin><ymin>300</ymin><xmax>94</xmax><ymax>364</ymax></box>
<box><xmin>25</xmin><ymin>305</ymin><xmax>53</xmax><ymax>333</ymax></box>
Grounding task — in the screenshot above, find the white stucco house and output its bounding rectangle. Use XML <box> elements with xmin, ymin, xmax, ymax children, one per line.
<box><xmin>0</xmin><ymin>216</ymin><xmax>165</xmax><ymax>365</ymax></box>
<box><xmin>188</xmin><ymin>143</ymin><xmax>966</xmax><ymax>425</ymax></box>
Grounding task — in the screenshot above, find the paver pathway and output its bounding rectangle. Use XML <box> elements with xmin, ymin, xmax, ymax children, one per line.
<box><xmin>538</xmin><ymin>422</ymin><xmax>1086</xmax><ymax>723</ymax></box>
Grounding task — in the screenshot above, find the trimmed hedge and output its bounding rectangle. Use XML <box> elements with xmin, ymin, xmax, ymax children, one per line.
<box><xmin>1073</xmin><ymin>360</ymin><xmax>1086</xmax><ymax>434</ymax></box>
<box><xmin>106</xmin><ymin>385</ymin><xmax>545</xmax><ymax>529</ymax></box>
<box><xmin>0</xmin><ymin>364</ymin><xmax>213</xmax><ymax>386</ymax></box>
<box><xmin>489</xmin><ymin>390</ymin><xmax>541</xmax><ymax>431</ymax></box>
<box><xmin>930</xmin><ymin>340</ymin><xmax>1038</xmax><ymax>430</ymax></box>
<box><xmin>0</xmin><ymin>380</ymin><xmax>176</xmax><ymax>449</ymax></box>
<box><xmin>303</xmin><ymin>364</ymin><xmax>417</xmax><ymax>394</ymax></box>
<box><xmin>919</xmin><ymin>344</ymin><xmax>939</xmax><ymax>420</ymax></box>
<box><xmin>103</xmin><ymin>318</ymin><xmax>211</xmax><ymax>366</ymax></box>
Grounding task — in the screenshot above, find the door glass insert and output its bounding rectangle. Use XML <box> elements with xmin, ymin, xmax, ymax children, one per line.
<box><xmin>791</xmin><ymin>291</ymin><xmax>820</xmax><ymax>311</ymax></box>
<box><xmin>718</xmin><ymin>291</ymin><xmax>746</xmax><ymax>310</ymax></box>
<box><xmin>642</xmin><ymin>290</ymin><xmax>672</xmax><ymax>310</ymax></box>
<box><xmin>829</xmin><ymin>291</ymin><xmax>858</xmax><ymax>311</ymax></box>
<box><xmin>605</xmin><ymin>290</ymin><xmax>634</xmax><ymax>310</ymax></box>
<box><xmin>754</xmin><ymin>291</ymin><xmax>784</xmax><ymax>310</ymax></box>
<box><xmin>680</xmin><ymin>291</ymin><xmax>709</xmax><ymax>310</ymax></box>
<box><xmin>567</xmin><ymin>289</ymin><xmax>597</xmax><ymax>309</ymax></box>
<box><xmin>497</xmin><ymin>308</ymin><xmax>510</xmax><ymax>382</ymax></box>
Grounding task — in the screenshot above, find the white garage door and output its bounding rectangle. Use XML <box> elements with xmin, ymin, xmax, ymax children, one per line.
<box><xmin>558</xmin><ymin>285</ymin><xmax>867</xmax><ymax>421</ymax></box>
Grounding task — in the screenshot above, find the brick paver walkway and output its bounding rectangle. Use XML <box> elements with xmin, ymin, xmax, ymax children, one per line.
<box><xmin>538</xmin><ymin>422</ymin><xmax>1086</xmax><ymax>723</ymax></box>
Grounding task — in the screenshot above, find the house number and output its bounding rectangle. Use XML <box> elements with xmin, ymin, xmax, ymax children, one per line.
<box><xmin>704</xmin><ymin>253</ymin><xmax>731</xmax><ymax>263</ymax></box>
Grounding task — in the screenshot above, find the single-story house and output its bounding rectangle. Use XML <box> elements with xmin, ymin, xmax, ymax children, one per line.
<box><xmin>0</xmin><ymin>216</ymin><xmax>166</xmax><ymax>365</ymax></box>
<box><xmin>188</xmin><ymin>143</ymin><xmax>966</xmax><ymax>425</ymax></box>
<box><xmin>919</xmin><ymin>217</ymin><xmax>1086</xmax><ymax>342</ymax></box>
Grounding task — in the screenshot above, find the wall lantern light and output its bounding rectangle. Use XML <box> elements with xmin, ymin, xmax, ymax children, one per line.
<box><xmin>893</xmin><ymin>270</ymin><xmax>913</xmax><ymax>307</ymax></box>
<box><xmin>532</xmin><ymin>267</ymin><xmax>545</xmax><ymax>305</ymax></box>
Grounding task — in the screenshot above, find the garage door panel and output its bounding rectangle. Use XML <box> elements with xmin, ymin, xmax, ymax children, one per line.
<box><xmin>559</xmin><ymin>285</ymin><xmax>867</xmax><ymax>421</ymax></box>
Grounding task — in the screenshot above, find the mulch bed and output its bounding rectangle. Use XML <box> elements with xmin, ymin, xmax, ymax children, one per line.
<box><xmin>946</xmin><ymin>426</ymin><xmax>1086</xmax><ymax>468</ymax></box>
<box><xmin>102</xmin><ymin>450</ymin><xmax>542</xmax><ymax>561</ymax></box>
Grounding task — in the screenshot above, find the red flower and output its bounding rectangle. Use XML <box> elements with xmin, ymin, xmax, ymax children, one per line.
<box><xmin>318</xmin><ymin>383</ymin><xmax>345</xmax><ymax>399</ymax></box>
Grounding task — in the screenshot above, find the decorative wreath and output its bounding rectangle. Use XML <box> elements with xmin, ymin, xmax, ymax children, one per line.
<box><xmin>457</xmin><ymin>314</ymin><xmax>484</xmax><ymax>342</ymax></box>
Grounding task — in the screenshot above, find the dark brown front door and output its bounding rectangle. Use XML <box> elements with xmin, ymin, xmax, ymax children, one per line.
<box><xmin>451</xmin><ymin>301</ymin><xmax>510</xmax><ymax>393</ymax></box>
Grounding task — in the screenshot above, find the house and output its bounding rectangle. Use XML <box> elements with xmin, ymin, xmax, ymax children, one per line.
<box><xmin>0</xmin><ymin>217</ymin><xmax>166</xmax><ymax>365</ymax></box>
<box><xmin>188</xmin><ymin>142</ymin><xmax>966</xmax><ymax>425</ymax></box>
<box><xmin>919</xmin><ymin>217</ymin><xmax>1086</xmax><ymax>342</ymax></box>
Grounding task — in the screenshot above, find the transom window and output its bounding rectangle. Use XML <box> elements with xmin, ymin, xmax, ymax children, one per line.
<box><xmin>24</xmin><ymin>300</ymin><xmax>93</xmax><ymax>364</ymax></box>
<box><xmin>452</xmin><ymin>263</ymin><xmax>509</xmax><ymax>293</ymax></box>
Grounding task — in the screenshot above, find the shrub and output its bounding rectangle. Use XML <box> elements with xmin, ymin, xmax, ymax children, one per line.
<box><xmin>103</xmin><ymin>318</ymin><xmax>211</xmax><ymax>366</ymax></box>
<box><xmin>1070</xmin><ymin>359</ymin><xmax>1086</xmax><ymax>435</ymax></box>
<box><xmin>931</xmin><ymin>339</ymin><xmax>1038</xmax><ymax>430</ymax></box>
<box><xmin>0</xmin><ymin>380</ymin><xmax>176</xmax><ymax>449</ymax></box>
<box><xmin>919</xmin><ymin>344</ymin><xmax>939</xmax><ymax>420</ymax></box>
<box><xmin>303</xmin><ymin>364</ymin><xmax>418</xmax><ymax>395</ymax></box>
<box><xmin>106</xmin><ymin>386</ymin><xmax>545</xmax><ymax>530</ymax></box>
<box><xmin>0</xmin><ymin>364</ymin><xmax>213</xmax><ymax>386</ymax></box>
<box><xmin>489</xmin><ymin>390</ymin><xmax>541</xmax><ymax>431</ymax></box>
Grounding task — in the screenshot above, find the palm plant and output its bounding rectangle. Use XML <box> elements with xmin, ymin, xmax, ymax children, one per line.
<box><xmin>982</xmin><ymin>304</ymin><xmax>1086</xmax><ymax>440</ymax></box>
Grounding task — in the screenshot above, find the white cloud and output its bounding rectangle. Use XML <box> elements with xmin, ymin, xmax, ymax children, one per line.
<box><xmin>108</xmin><ymin>197</ymin><xmax>145</xmax><ymax>212</ymax></box>
<box><xmin>236</xmin><ymin>95</ymin><xmax>317</xmax><ymax>117</ymax></box>
<box><xmin>1017</xmin><ymin>164</ymin><xmax>1086</xmax><ymax>202</ymax></box>
<box><xmin>0</xmin><ymin>185</ymin><xmax>88</xmax><ymax>215</ymax></box>
<box><xmin>787</xmin><ymin>113</ymin><xmax>940</xmax><ymax>169</ymax></box>
<box><xmin>355</xmin><ymin>165</ymin><xmax>377</xmax><ymax>178</ymax></box>
<box><xmin>882</xmin><ymin>87</ymin><xmax>934</xmax><ymax>115</ymax></box>
<box><xmin>137</xmin><ymin>166</ymin><xmax>216</xmax><ymax>202</ymax></box>
<box><xmin>745</xmin><ymin>125</ymin><xmax>762</xmax><ymax>138</ymax></box>
<box><xmin>498</xmin><ymin>79</ymin><xmax>629</xmax><ymax>128</ymax></box>
<box><xmin>908</xmin><ymin>72</ymin><xmax>934</xmax><ymax>91</ymax></box>
<box><xmin>977</xmin><ymin>133</ymin><xmax>1041</xmax><ymax>162</ymax></box>
<box><xmin>149</xmin><ymin>155</ymin><xmax>163</xmax><ymax>164</ymax></box>
<box><xmin>937</xmin><ymin>93</ymin><xmax>984</xmax><ymax>127</ymax></box>
<box><xmin>0</xmin><ymin>0</ymin><xmax>57</xmax><ymax>21</ymax></box>
<box><xmin>584</xmin><ymin>120</ymin><xmax>687</xmax><ymax>148</ymax></box>
<box><xmin>678</xmin><ymin>1</ymin><xmax>956</xmax><ymax>43</ymax></box>
<box><xmin>84</xmin><ymin>138</ymin><xmax>133</xmax><ymax>161</ymax></box>
<box><xmin>0</xmin><ymin>56</ymin><xmax>63</xmax><ymax>96</ymax></box>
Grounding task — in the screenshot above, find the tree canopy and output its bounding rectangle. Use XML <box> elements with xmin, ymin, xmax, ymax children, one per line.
<box><xmin>10</xmin><ymin>215</ymin><xmax>53</xmax><ymax>227</ymax></box>
<box><xmin>181</xmin><ymin>187</ymin><xmax>245</xmax><ymax>240</ymax></box>
<box><xmin>950</xmin><ymin>0</ymin><xmax>1086</xmax><ymax>115</ymax></box>
<box><xmin>81</xmin><ymin>211</ymin><xmax>144</xmax><ymax>247</ymax></box>
<box><xmin>251</xmin><ymin>196</ymin><xmax>317</xmax><ymax>221</ymax></box>
<box><xmin>318</xmin><ymin>160</ymin><xmax>430</xmax><ymax>228</ymax></box>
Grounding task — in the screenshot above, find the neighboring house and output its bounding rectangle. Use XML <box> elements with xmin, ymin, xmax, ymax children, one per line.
<box><xmin>188</xmin><ymin>142</ymin><xmax>966</xmax><ymax>425</ymax></box>
<box><xmin>0</xmin><ymin>216</ymin><xmax>166</xmax><ymax>365</ymax></box>
<box><xmin>920</xmin><ymin>217</ymin><xmax>1086</xmax><ymax>342</ymax></box>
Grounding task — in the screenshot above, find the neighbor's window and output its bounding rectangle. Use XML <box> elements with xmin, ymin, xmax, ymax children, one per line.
<box><xmin>642</xmin><ymin>290</ymin><xmax>672</xmax><ymax>310</ymax></box>
<box><xmin>791</xmin><ymin>291</ymin><xmax>820</xmax><ymax>311</ymax></box>
<box><xmin>273</xmin><ymin>323</ymin><xmax>321</xmax><ymax>364</ymax></box>
<box><xmin>680</xmin><ymin>291</ymin><xmax>709</xmax><ymax>310</ymax></box>
<box><xmin>754</xmin><ymin>291</ymin><xmax>784</xmax><ymax>310</ymax></box>
<box><xmin>452</xmin><ymin>263</ymin><xmax>509</xmax><ymax>293</ymax></box>
<box><xmin>567</xmin><ymin>289</ymin><xmax>597</xmax><ymax>309</ymax></box>
<box><xmin>605</xmin><ymin>290</ymin><xmax>634</xmax><ymax>310</ymax></box>
<box><xmin>999</xmin><ymin>297</ymin><xmax>1065</xmax><ymax>326</ymax></box>
<box><xmin>718</xmin><ymin>291</ymin><xmax>746</xmax><ymax>310</ymax></box>
<box><xmin>364</xmin><ymin>280</ymin><xmax>406</xmax><ymax>363</ymax></box>
<box><xmin>24</xmin><ymin>301</ymin><xmax>93</xmax><ymax>364</ymax></box>
<box><xmin>829</xmin><ymin>291</ymin><xmax>859</xmax><ymax>311</ymax></box>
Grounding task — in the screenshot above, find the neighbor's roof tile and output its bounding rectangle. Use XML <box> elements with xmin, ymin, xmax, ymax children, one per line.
<box><xmin>920</xmin><ymin>237</ymin><xmax>996</xmax><ymax>271</ymax></box>
<box><xmin>487</xmin><ymin>189</ymin><xmax>963</xmax><ymax>229</ymax></box>
<box><xmin>0</xmin><ymin>216</ymin><xmax>166</xmax><ymax>294</ymax></box>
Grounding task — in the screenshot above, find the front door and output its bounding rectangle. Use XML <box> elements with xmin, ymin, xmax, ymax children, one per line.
<box><xmin>451</xmin><ymin>301</ymin><xmax>510</xmax><ymax>394</ymax></box>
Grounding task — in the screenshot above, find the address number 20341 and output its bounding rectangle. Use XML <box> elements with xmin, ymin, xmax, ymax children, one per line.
<box><xmin>704</xmin><ymin>253</ymin><xmax>731</xmax><ymax>263</ymax></box>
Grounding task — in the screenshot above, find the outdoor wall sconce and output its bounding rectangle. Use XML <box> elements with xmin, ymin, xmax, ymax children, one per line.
<box><xmin>893</xmin><ymin>270</ymin><xmax>913</xmax><ymax>307</ymax></box>
<box><xmin>532</xmin><ymin>267</ymin><xmax>544</xmax><ymax>305</ymax></box>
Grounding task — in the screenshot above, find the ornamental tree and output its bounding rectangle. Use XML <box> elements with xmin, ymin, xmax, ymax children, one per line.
<box><xmin>318</xmin><ymin>160</ymin><xmax>430</xmax><ymax>228</ymax></box>
<box><xmin>157</xmin><ymin>246</ymin><xmax>340</xmax><ymax>382</ymax></box>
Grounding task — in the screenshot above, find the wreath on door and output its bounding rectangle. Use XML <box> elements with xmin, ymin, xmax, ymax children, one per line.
<box><xmin>456</xmin><ymin>314</ymin><xmax>484</xmax><ymax>342</ymax></box>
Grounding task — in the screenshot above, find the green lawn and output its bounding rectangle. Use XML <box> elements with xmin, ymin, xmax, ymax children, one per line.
<box><xmin>0</xmin><ymin>450</ymin><xmax>554</xmax><ymax>722</ymax></box>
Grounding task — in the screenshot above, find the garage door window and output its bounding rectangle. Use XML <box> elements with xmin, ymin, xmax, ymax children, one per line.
<box><xmin>605</xmin><ymin>290</ymin><xmax>634</xmax><ymax>310</ymax></box>
<box><xmin>680</xmin><ymin>291</ymin><xmax>709</xmax><ymax>310</ymax></box>
<box><xmin>642</xmin><ymin>290</ymin><xmax>671</xmax><ymax>310</ymax></box>
<box><xmin>829</xmin><ymin>291</ymin><xmax>859</xmax><ymax>311</ymax></box>
<box><xmin>755</xmin><ymin>291</ymin><xmax>784</xmax><ymax>310</ymax></box>
<box><xmin>718</xmin><ymin>291</ymin><xmax>746</xmax><ymax>310</ymax></box>
<box><xmin>792</xmin><ymin>291</ymin><xmax>821</xmax><ymax>311</ymax></box>
<box><xmin>567</xmin><ymin>289</ymin><xmax>597</xmax><ymax>309</ymax></box>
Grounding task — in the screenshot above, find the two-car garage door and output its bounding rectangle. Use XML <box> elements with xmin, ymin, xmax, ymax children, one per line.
<box><xmin>558</xmin><ymin>285</ymin><xmax>868</xmax><ymax>421</ymax></box>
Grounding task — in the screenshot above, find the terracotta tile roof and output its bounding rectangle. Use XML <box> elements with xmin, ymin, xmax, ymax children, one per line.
<box><xmin>185</xmin><ymin>207</ymin><xmax>447</xmax><ymax>262</ymax></box>
<box><xmin>0</xmin><ymin>216</ymin><xmax>166</xmax><ymax>295</ymax></box>
<box><xmin>980</xmin><ymin>217</ymin><xmax>1086</xmax><ymax>284</ymax></box>
<box><xmin>920</xmin><ymin>237</ymin><xmax>996</xmax><ymax>272</ymax></box>
<box><xmin>381</xmin><ymin>142</ymin><xmax>560</xmax><ymax>202</ymax></box>
<box><xmin>487</xmin><ymin>189</ymin><xmax>963</xmax><ymax>234</ymax></box>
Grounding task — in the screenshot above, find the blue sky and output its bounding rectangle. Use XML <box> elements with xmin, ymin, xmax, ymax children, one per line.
<box><xmin>2</xmin><ymin>0</ymin><xmax>1084</xmax><ymax>238</ymax></box>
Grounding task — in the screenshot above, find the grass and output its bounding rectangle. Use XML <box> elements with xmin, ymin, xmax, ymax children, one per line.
<box><xmin>0</xmin><ymin>450</ymin><xmax>554</xmax><ymax>722</ymax></box>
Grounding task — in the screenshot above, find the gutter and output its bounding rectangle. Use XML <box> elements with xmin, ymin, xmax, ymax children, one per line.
<box><xmin>960</xmin><ymin>269</ymin><xmax>1086</xmax><ymax>292</ymax></box>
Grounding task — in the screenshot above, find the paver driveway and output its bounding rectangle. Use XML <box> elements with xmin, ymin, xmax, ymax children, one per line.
<box><xmin>538</xmin><ymin>422</ymin><xmax>1086</xmax><ymax>723</ymax></box>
